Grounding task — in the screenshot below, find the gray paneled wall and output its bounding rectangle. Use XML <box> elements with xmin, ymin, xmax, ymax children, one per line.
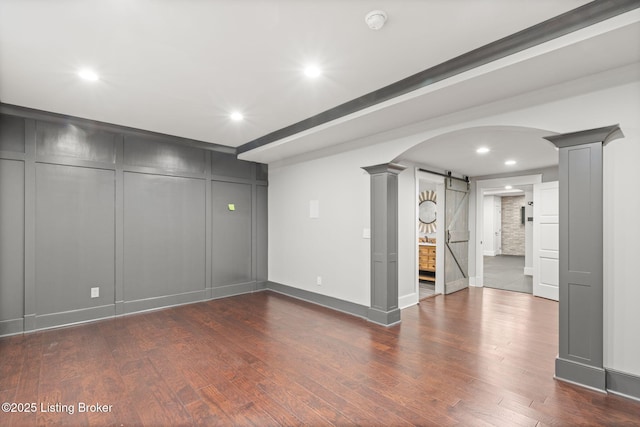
<box><xmin>35</xmin><ymin>164</ymin><xmax>116</xmax><ymax>328</ymax></box>
<box><xmin>0</xmin><ymin>159</ymin><xmax>25</xmax><ymax>335</ymax></box>
<box><xmin>211</xmin><ymin>181</ymin><xmax>252</xmax><ymax>289</ymax></box>
<box><xmin>123</xmin><ymin>173</ymin><xmax>206</xmax><ymax>304</ymax></box>
<box><xmin>0</xmin><ymin>111</ymin><xmax>268</xmax><ymax>335</ymax></box>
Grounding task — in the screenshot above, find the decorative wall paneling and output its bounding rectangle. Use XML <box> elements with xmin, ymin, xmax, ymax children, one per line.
<box><xmin>0</xmin><ymin>112</ymin><xmax>267</xmax><ymax>335</ymax></box>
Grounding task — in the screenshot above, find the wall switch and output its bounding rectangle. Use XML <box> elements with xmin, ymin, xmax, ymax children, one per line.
<box><xmin>316</xmin><ymin>276</ymin><xmax>322</xmax><ymax>286</ymax></box>
<box><xmin>362</xmin><ymin>228</ymin><xmax>371</xmax><ymax>239</ymax></box>
<box><xmin>91</xmin><ymin>287</ymin><xmax>99</xmax><ymax>298</ymax></box>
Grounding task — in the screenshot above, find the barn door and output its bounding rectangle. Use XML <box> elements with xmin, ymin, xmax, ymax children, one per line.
<box><xmin>444</xmin><ymin>178</ymin><xmax>470</xmax><ymax>294</ymax></box>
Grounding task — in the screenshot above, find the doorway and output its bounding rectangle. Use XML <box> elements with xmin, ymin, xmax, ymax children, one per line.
<box><xmin>481</xmin><ymin>185</ymin><xmax>533</xmax><ymax>294</ymax></box>
<box><xmin>474</xmin><ymin>175</ymin><xmax>541</xmax><ymax>289</ymax></box>
<box><xmin>416</xmin><ymin>171</ymin><xmax>445</xmax><ymax>299</ymax></box>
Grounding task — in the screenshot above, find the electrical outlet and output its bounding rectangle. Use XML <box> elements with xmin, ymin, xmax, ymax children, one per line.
<box><xmin>316</xmin><ymin>276</ymin><xmax>322</xmax><ymax>286</ymax></box>
<box><xmin>91</xmin><ymin>287</ymin><xmax>99</xmax><ymax>298</ymax></box>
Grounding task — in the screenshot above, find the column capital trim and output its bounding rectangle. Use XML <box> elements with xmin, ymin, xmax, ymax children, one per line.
<box><xmin>544</xmin><ymin>125</ymin><xmax>623</xmax><ymax>148</ymax></box>
<box><xmin>361</xmin><ymin>163</ymin><xmax>406</xmax><ymax>175</ymax></box>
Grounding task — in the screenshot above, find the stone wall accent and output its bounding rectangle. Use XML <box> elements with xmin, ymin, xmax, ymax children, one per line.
<box><xmin>501</xmin><ymin>195</ymin><xmax>525</xmax><ymax>255</ymax></box>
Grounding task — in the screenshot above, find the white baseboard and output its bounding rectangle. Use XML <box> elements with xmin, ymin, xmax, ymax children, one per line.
<box><xmin>524</xmin><ymin>267</ymin><xmax>533</xmax><ymax>276</ymax></box>
<box><xmin>483</xmin><ymin>250</ymin><xmax>497</xmax><ymax>256</ymax></box>
<box><xmin>399</xmin><ymin>293</ymin><xmax>418</xmax><ymax>309</ymax></box>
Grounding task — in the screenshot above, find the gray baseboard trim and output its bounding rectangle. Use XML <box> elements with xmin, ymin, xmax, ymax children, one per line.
<box><xmin>607</xmin><ymin>369</ymin><xmax>640</xmax><ymax>401</ymax></box>
<box><xmin>367</xmin><ymin>307</ymin><xmax>401</xmax><ymax>327</ymax></box>
<box><xmin>555</xmin><ymin>357</ymin><xmax>606</xmax><ymax>392</ymax></box>
<box><xmin>211</xmin><ymin>281</ymin><xmax>266</xmax><ymax>299</ymax></box>
<box><xmin>0</xmin><ymin>318</ymin><xmax>24</xmax><ymax>337</ymax></box>
<box><xmin>123</xmin><ymin>290</ymin><xmax>207</xmax><ymax>314</ymax></box>
<box><xmin>24</xmin><ymin>314</ymin><xmax>36</xmax><ymax>331</ymax></box>
<box><xmin>115</xmin><ymin>301</ymin><xmax>124</xmax><ymax>315</ymax></box>
<box><xmin>34</xmin><ymin>304</ymin><xmax>116</xmax><ymax>331</ymax></box>
<box><xmin>266</xmin><ymin>281</ymin><xmax>369</xmax><ymax>320</ymax></box>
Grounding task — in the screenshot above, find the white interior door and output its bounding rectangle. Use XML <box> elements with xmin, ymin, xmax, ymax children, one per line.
<box><xmin>533</xmin><ymin>181</ymin><xmax>559</xmax><ymax>301</ymax></box>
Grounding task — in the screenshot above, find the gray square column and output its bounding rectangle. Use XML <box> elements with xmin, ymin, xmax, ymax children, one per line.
<box><xmin>362</xmin><ymin>163</ymin><xmax>406</xmax><ymax>326</ymax></box>
<box><xmin>544</xmin><ymin>125</ymin><xmax>622</xmax><ymax>391</ymax></box>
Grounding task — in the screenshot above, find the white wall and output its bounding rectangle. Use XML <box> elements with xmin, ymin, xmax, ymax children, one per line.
<box><xmin>483</xmin><ymin>195</ymin><xmax>496</xmax><ymax>255</ymax></box>
<box><xmin>268</xmin><ymin>73</ymin><xmax>640</xmax><ymax>378</ymax></box>
<box><xmin>603</xmin><ymin>111</ymin><xmax>640</xmax><ymax>377</ymax></box>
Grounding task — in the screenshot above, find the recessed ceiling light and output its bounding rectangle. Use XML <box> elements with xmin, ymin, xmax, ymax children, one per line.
<box><xmin>476</xmin><ymin>147</ymin><xmax>490</xmax><ymax>154</ymax></box>
<box><xmin>78</xmin><ymin>68</ymin><xmax>99</xmax><ymax>82</ymax></box>
<box><xmin>304</xmin><ymin>65</ymin><xmax>322</xmax><ymax>78</ymax></box>
<box><xmin>505</xmin><ymin>160</ymin><xmax>517</xmax><ymax>166</ymax></box>
<box><xmin>505</xmin><ymin>185</ymin><xmax>513</xmax><ymax>190</ymax></box>
<box><xmin>230</xmin><ymin>111</ymin><xmax>244</xmax><ymax>122</ymax></box>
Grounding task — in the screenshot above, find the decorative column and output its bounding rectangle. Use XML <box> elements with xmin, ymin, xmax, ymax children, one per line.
<box><xmin>362</xmin><ymin>163</ymin><xmax>406</xmax><ymax>326</ymax></box>
<box><xmin>544</xmin><ymin>125</ymin><xmax>622</xmax><ymax>391</ymax></box>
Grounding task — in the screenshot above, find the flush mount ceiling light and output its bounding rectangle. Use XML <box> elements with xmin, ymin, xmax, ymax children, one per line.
<box><xmin>78</xmin><ymin>68</ymin><xmax>99</xmax><ymax>82</ymax></box>
<box><xmin>505</xmin><ymin>185</ymin><xmax>513</xmax><ymax>190</ymax></box>
<box><xmin>365</xmin><ymin>10</ymin><xmax>387</xmax><ymax>30</ymax></box>
<box><xmin>476</xmin><ymin>147</ymin><xmax>490</xmax><ymax>154</ymax></box>
<box><xmin>230</xmin><ymin>111</ymin><xmax>244</xmax><ymax>122</ymax></box>
<box><xmin>505</xmin><ymin>160</ymin><xmax>517</xmax><ymax>166</ymax></box>
<box><xmin>304</xmin><ymin>65</ymin><xmax>322</xmax><ymax>78</ymax></box>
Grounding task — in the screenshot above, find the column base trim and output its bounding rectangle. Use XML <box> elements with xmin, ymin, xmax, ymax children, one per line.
<box><xmin>555</xmin><ymin>357</ymin><xmax>606</xmax><ymax>392</ymax></box>
<box><xmin>367</xmin><ymin>307</ymin><xmax>401</xmax><ymax>327</ymax></box>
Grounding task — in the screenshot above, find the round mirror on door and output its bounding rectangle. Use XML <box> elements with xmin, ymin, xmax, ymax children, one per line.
<box><xmin>418</xmin><ymin>190</ymin><xmax>437</xmax><ymax>233</ymax></box>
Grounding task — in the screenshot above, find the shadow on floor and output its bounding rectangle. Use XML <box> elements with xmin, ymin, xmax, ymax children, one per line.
<box><xmin>484</xmin><ymin>255</ymin><xmax>532</xmax><ymax>294</ymax></box>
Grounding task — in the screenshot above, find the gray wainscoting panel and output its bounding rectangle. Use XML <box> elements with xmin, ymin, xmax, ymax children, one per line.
<box><xmin>256</xmin><ymin>163</ymin><xmax>268</xmax><ymax>181</ymax></box>
<box><xmin>211</xmin><ymin>181</ymin><xmax>252</xmax><ymax>287</ymax></box>
<box><xmin>0</xmin><ymin>159</ymin><xmax>25</xmax><ymax>328</ymax></box>
<box><xmin>124</xmin><ymin>135</ymin><xmax>206</xmax><ymax>174</ymax></box>
<box><xmin>0</xmin><ymin>114</ymin><xmax>25</xmax><ymax>153</ymax></box>
<box><xmin>123</xmin><ymin>172</ymin><xmax>206</xmax><ymax>301</ymax></box>
<box><xmin>35</xmin><ymin>164</ymin><xmax>115</xmax><ymax>317</ymax></box>
<box><xmin>36</xmin><ymin>120</ymin><xmax>116</xmax><ymax>163</ymax></box>
<box><xmin>211</xmin><ymin>151</ymin><xmax>254</xmax><ymax>179</ymax></box>
<box><xmin>256</xmin><ymin>185</ymin><xmax>268</xmax><ymax>282</ymax></box>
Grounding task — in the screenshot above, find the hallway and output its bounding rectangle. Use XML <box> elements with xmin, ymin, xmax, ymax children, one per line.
<box><xmin>483</xmin><ymin>255</ymin><xmax>533</xmax><ymax>294</ymax></box>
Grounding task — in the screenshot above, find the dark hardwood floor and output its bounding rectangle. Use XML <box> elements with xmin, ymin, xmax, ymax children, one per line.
<box><xmin>1</xmin><ymin>288</ymin><xmax>639</xmax><ymax>426</ymax></box>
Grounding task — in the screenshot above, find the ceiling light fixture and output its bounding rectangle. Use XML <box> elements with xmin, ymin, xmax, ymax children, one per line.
<box><xmin>230</xmin><ymin>111</ymin><xmax>244</xmax><ymax>122</ymax></box>
<box><xmin>505</xmin><ymin>185</ymin><xmax>513</xmax><ymax>190</ymax></box>
<box><xmin>476</xmin><ymin>147</ymin><xmax>490</xmax><ymax>154</ymax></box>
<box><xmin>304</xmin><ymin>65</ymin><xmax>322</xmax><ymax>78</ymax></box>
<box><xmin>78</xmin><ymin>68</ymin><xmax>99</xmax><ymax>82</ymax></box>
<box><xmin>365</xmin><ymin>10</ymin><xmax>387</xmax><ymax>30</ymax></box>
<box><xmin>505</xmin><ymin>160</ymin><xmax>517</xmax><ymax>166</ymax></box>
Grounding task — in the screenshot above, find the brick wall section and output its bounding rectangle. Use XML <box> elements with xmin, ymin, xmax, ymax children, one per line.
<box><xmin>501</xmin><ymin>195</ymin><xmax>525</xmax><ymax>255</ymax></box>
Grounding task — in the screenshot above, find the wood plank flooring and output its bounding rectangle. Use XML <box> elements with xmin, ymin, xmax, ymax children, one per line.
<box><xmin>1</xmin><ymin>288</ymin><xmax>639</xmax><ymax>426</ymax></box>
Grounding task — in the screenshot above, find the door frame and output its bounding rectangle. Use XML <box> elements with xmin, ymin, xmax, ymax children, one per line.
<box><xmin>415</xmin><ymin>170</ymin><xmax>446</xmax><ymax>297</ymax></box>
<box><xmin>474</xmin><ymin>174</ymin><xmax>541</xmax><ymax>287</ymax></box>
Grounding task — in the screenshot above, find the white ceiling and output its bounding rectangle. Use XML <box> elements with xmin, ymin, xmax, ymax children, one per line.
<box><xmin>2</xmin><ymin>1</ymin><xmax>638</xmax><ymax>179</ymax></box>
<box><xmin>398</xmin><ymin>126</ymin><xmax>559</xmax><ymax>178</ymax></box>
<box><xmin>0</xmin><ymin>0</ymin><xmax>593</xmax><ymax>151</ymax></box>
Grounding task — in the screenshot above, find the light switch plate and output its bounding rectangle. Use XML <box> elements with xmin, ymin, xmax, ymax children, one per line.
<box><xmin>91</xmin><ymin>287</ymin><xmax>99</xmax><ymax>298</ymax></box>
